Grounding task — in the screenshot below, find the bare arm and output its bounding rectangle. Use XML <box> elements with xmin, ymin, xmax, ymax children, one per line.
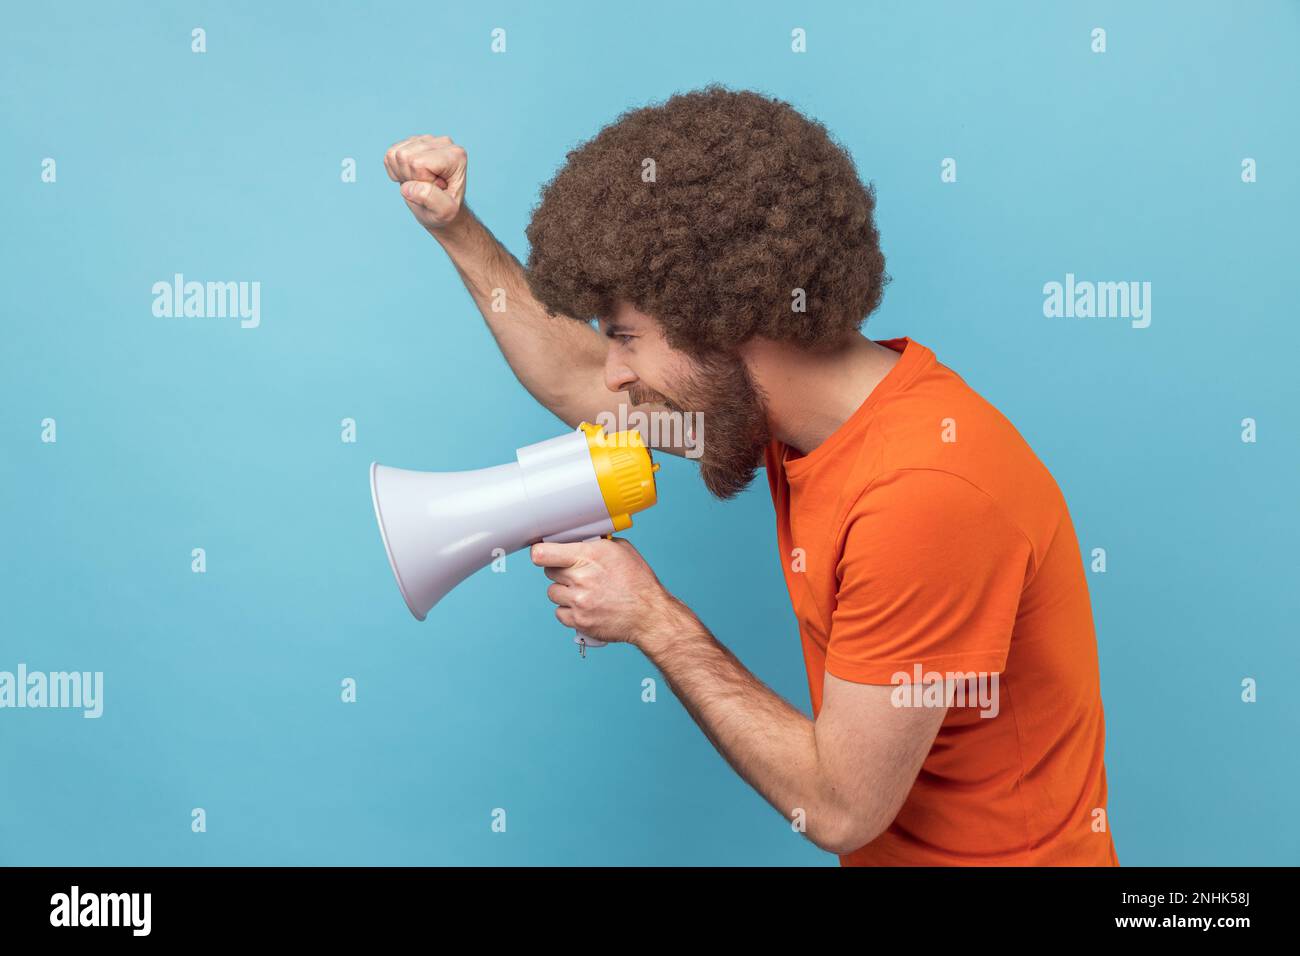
<box><xmin>530</xmin><ymin>531</ymin><xmax>948</xmax><ymax>856</ymax></box>
<box><xmin>429</xmin><ymin>203</ymin><xmax>618</xmax><ymax>429</ymax></box>
<box><xmin>638</xmin><ymin>598</ymin><xmax>946</xmax><ymax>854</ymax></box>
<box><xmin>384</xmin><ymin>135</ymin><xmax>688</xmax><ymax>451</ymax></box>
<box><xmin>532</xmin><ymin>471</ymin><xmax>1031</xmax><ymax>854</ymax></box>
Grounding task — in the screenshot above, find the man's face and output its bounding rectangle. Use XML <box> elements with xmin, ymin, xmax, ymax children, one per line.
<box><xmin>599</xmin><ymin>302</ymin><xmax>771</xmax><ymax>500</ymax></box>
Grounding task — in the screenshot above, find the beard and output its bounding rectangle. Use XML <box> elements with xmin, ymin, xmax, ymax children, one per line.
<box><xmin>628</xmin><ymin>351</ymin><xmax>771</xmax><ymax>500</ymax></box>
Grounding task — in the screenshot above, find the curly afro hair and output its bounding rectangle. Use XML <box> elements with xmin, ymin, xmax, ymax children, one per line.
<box><xmin>523</xmin><ymin>85</ymin><xmax>888</xmax><ymax>355</ymax></box>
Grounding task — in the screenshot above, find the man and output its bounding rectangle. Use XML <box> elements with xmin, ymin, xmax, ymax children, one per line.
<box><xmin>383</xmin><ymin>86</ymin><xmax>1118</xmax><ymax>866</ymax></box>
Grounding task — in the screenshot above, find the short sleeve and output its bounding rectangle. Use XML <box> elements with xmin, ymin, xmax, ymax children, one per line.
<box><xmin>825</xmin><ymin>469</ymin><xmax>1034</xmax><ymax>685</ymax></box>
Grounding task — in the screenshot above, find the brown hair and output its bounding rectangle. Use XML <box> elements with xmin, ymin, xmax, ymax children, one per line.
<box><xmin>524</xmin><ymin>85</ymin><xmax>889</xmax><ymax>355</ymax></box>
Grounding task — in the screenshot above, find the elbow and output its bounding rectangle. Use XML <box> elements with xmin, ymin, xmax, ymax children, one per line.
<box><xmin>808</xmin><ymin>806</ymin><xmax>890</xmax><ymax>857</ymax></box>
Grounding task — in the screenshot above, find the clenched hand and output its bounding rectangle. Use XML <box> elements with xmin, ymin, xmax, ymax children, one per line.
<box><xmin>383</xmin><ymin>134</ymin><xmax>468</xmax><ymax>232</ymax></box>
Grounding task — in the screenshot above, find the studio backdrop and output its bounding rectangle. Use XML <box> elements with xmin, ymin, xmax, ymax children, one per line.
<box><xmin>1</xmin><ymin>0</ymin><xmax>1296</xmax><ymax>865</ymax></box>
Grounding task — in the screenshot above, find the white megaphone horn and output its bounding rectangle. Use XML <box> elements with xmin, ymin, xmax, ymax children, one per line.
<box><xmin>370</xmin><ymin>422</ymin><xmax>659</xmax><ymax>656</ymax></box>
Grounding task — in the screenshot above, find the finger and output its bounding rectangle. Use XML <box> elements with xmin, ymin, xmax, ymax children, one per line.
<box><xmin>407</xmin><ymin>145</ymin><xmax>466</xmax><ymax>185</ymax></box>
<box><xmin>530</xmin><ymin>542</ymin><xmax>582</xmax><ymax>568</ymax></box>
<box><xmin>382</xmin><ymin>142</ymin><xmax>402</xmax><ymax>181</ymax></box>
<box><xmin>555</xmin><ymin>606</ymin><xmax>576</xmax><ymax>629</ymax></box>
<box><xmin>542</xmin><ymin>566</ymin><xmax>575</xmax><ymax>585</ymax></box>
<box><xmin>546</xmin><ymin>583</ymin><xmax>576</xmax><ymax>607</ymax></box>
<box><xmin>386</xmin><ymin>137</ymin><xmax>432</xmax><ymax>181</ymax></box>
<box><xmin>401</xmin><ymin>180</ymin><xmax>457</xmax><ymax>219</ymax></box>
<box><xmin>384</xmin><ymin>135</ymin><xmax>423</xmax><ymax>181</ymax></box>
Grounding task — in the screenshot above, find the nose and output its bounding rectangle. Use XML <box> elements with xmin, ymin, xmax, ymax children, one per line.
<box><xmin>605</xmin><ymin>353</ymin><xmax>637</xmax><ymax>393</ymax></box>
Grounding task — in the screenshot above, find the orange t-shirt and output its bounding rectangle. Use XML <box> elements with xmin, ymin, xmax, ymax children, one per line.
<box><xmin>764</xmin><ymin>337</ymin><xmax>1118</xmax><ymax>866</ymax></box>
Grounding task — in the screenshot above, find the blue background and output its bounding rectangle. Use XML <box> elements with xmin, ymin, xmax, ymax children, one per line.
<box><xmin>2</xmin><ymin>1</ymin><xmax>1296</xmax><ymax>865</ymax></box>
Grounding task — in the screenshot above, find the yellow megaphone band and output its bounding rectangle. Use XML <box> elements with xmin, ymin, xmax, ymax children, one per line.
<box><xmin>579</xmin><ymin>422</ymin><xmax>659</xmax><ymax>532</ymax></box>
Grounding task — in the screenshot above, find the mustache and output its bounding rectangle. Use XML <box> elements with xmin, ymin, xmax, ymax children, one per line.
<box><xmin>627</xmin><ymin>385</ymin><xmax>675</xmax><ymax>408</ymax></box>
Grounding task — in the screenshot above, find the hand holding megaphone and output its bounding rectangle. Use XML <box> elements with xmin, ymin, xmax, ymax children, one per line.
<box><xmin>535</xmin><ymin>533</ymin><xmax>614</xmax><ymax>654</ymax></box>
<box><xmin>370</xmin><ymin>422</ymin><xmax>659</xmax><ymax>655</ymax></box>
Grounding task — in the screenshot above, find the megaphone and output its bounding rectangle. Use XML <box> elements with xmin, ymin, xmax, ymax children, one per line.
<box><xmin>370</xmin><ymin>422</ymin><xmax>659</xmax><ymax>655</ymax></box>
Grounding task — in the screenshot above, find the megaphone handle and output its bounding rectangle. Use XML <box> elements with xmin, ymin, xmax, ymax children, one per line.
<box><xmin>575</xmin><ymin>535</ymin><xmax>608</xmax><ymax>657</ymax></box>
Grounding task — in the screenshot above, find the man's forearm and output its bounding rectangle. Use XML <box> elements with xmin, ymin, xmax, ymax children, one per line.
<box><xmin>427</xmin><ymin>205</ymin><xmax>610</xmax><ymax>423</ymax></box>
<box><xmin>637</xmin><ymin>599</ymin><xmax>843</xmax><ymax>849</ymax></box>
